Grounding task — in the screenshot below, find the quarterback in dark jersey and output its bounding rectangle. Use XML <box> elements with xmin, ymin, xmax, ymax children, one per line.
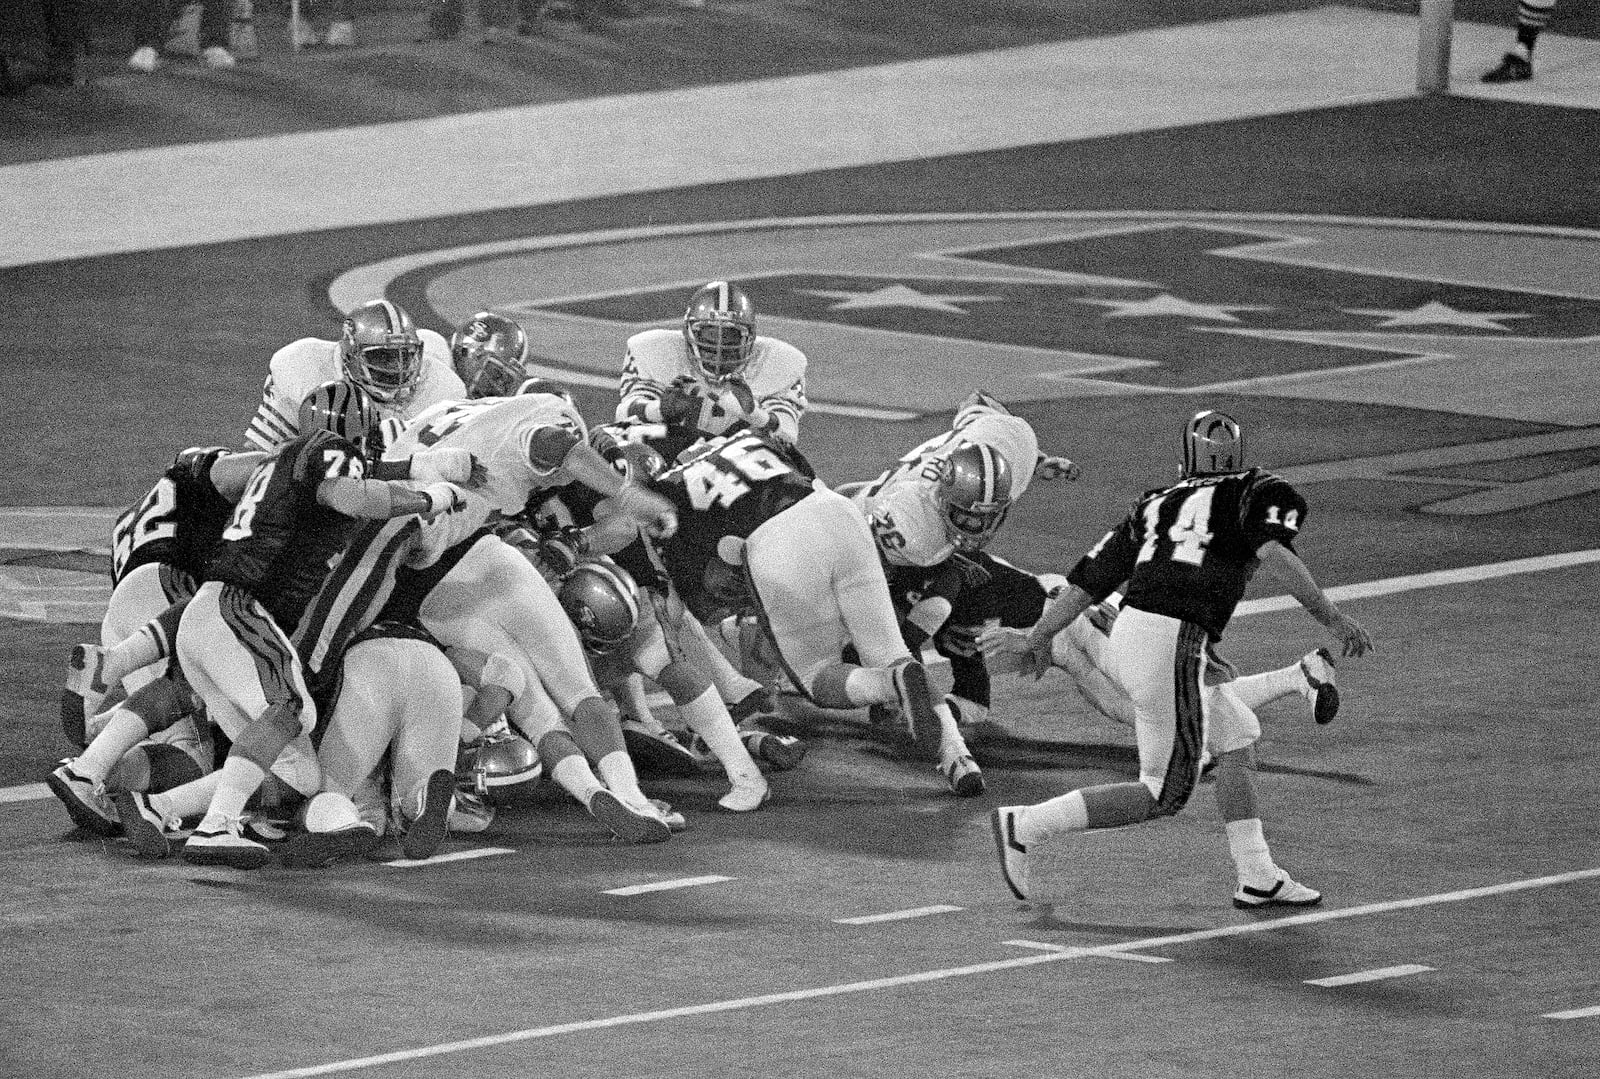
<box><xmin>983</xmin><ymin>410</ymin><xmax>1371</xmax><ymax>907</ymax></box>
<box><xmin>105</xmin><ymin>382</ymin><xmax>470</xmax><ymax>870</ymax></box>
<box><xmin>647</xmin><ymin>430</ymin><xmax>951</xmax><ymax>769</ymax></box>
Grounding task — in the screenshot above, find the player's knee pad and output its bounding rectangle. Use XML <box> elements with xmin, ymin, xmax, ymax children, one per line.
<box><xmin>656</xmin><ymin>661</ymin><xmax>711</xmax><ymax>705</ymax></box>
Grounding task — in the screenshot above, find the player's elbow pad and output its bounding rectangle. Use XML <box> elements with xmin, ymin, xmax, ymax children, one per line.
<box><xmin>527</xmin><ymin>427</ymin><xmax>581</xmax><ymax>472</ymax></box>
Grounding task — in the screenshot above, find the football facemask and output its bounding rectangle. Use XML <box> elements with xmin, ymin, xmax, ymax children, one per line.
<box><xmin>682</xmin><ymin>280</ymin><xmax>756</xmax><ymax>381</ymax></box>
<box><xmin>937</xmin><ymin>443</ymin><xmax>1013</xmax><ymax>552</ymax></box>
<box><xmin>451</xmin><ymin>313</ymin><xmax>529</xmax><ymax>399</ymax></box>
<box><xmin>341</xmin><ymin>299</ymin><xmax>424</xmax><ymax>406</ymax></box>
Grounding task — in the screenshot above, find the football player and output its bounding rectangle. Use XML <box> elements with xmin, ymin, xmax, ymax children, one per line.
<box><xmin>449</xmin><ymin>311</ymin><xmax>530</xmax><ymax>400</ymax></box>
<box><xmin>617</xmin><ymin>281</ymin><xmax>807</xmax><ymax>445</ymax></box>
<box><xmin>558</xmin><ymin>557</ymin><xmax>769</xmax><ymax>813</ymax></box>
<box><xmin>982</xmin><ymin>410</ymin><xmax>1372</xmax><ymax>908</ymax></box>
<box><xmin>647</xmin><ymin>429</ymin><xmax>952</xmax><ymax>779</ymax></box>
<box><xmin>245</xmin><ymin>298</ymin><xmax>466</xmax><ymax>452</ymax></box>
<box><xmin>104</xmin><ymin>381</ymin><xmax>471</xmax><ymax>869</ymax></box>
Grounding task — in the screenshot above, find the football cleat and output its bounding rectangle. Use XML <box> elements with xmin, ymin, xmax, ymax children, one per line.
<box><xmin>111</xmin><ymin>789</ymin><xmax>181</xmax><ymax>858</ymax></box>
<box><xmin>717</xmin><ymin>774</ymin><xmax>770</xmax><ymax>813</ymax></box>
<box><xmin>890</xmin><ymin>660</ymin><xmax>944</xmax><ymax>762</ymax></box>
<box><xmin>621</xmin><ymin>720</ymin><xmax>702</xmax><ymax>777</ymax></box>
<box><xmin>1233</xmin><ymin>872</ymin><xmax>1322</xmax><ymax>909</ymax></box>
<box><xmin>1299</xmin><ymin>647</ymin><xmax>1340</xmax><ymax>725</ymax></box>
<box><xmin>940</xmin><ymin>754</ymin><xmax>986</xmax><ymax>798</ymax></box>
<box><xmin>1481</xmin><ymin>52</ymin><xmax>1533</xmax><ymax>83</ymax></box>
<box><xmin>280</xmin><ymin>822</ymin><xmax>381</xmax><ymax>869</ymax></box>
<box><xmin>727</xmin><ymin>686</ymin><xmax>776</xmax><ymax>723</ymax></box>
<box><xmin>738</xmin><ymin>727</ymin><xmax>807</xmax><ymax>771</ymax></box>
<box><xmin>183</xmin><ymin>816</ymin><xmax>272</xmax><ymax>869</ymax></box>
<box><xmin>586</xmin><ymin>788</ymin><xmax>671</xmax><ymax>844</ymax></box>
<box><xmin>47</xmin><ymin>760</ymin><xmax>121</xmax><ymax>837</ymax></box>
<box><xmin>399</xmin><ymin>769</ymin><xmax>456</xmax><ymax>861</ymax></box>
<box><xmin>990</xmin><ymin>806</ymin><xmax>1030</xmax><ymax>900</ymax></box>
<box><xmin>649</xmin><ymin>799</ymin><xmax>688</xmax><ymax>833</ymax></box>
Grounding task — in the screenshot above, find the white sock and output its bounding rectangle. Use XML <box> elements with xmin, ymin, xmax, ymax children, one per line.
<box><xmin>550</xmin><ymin>754</ymin><xmax>604</xmax><ymax>805</ymax></box>
<box><xmin>596</xmin><ymin>750</ymin><xmax>647</xmax><ymax>805</ymax></box>
<box><xmin>1229</xmin><ymin>664</ymin><xmax>1305</xmax><ymax>710</ymax></box>
<box><xmin>103</xmin><ymin>628</ymin><xmax>165</xmax><ymax>688</ymax></box>
<box><xmin>72</xmin><ymin>707</ymin><xmax>152</xmax><ymax>784</ymax></box>
<box><xmin>198</xmin><ymin>756</ymin><xmax>266</xmax><ymax>831</ymax></box>
<box><xmin>1225</xmin><ymin>818</ymin><xmax>1278</xmax><ymax>888</ymax></box>
<box><xmin>935</xmin><ymin>700</ymin><xmax>971</xmax><ymax>764</ymax></box>
<box><xmin>675</xmin><ymin>688</ymin><xmax>760</xmax><ymax>783</ymax></box>
<box><xmin>149</xmin><ymin>770</ymin><xmax>222</xmax><ymax>823</ymax></box>
<box><xmin>1017</xmin><ymin>790</ymin><xmax>1088</xmax><ymax>846</ymax></box>
<box><xmin>844</xmin><ymin>667</ymin><xmax>893</xmax><ymax>707</ymax></box>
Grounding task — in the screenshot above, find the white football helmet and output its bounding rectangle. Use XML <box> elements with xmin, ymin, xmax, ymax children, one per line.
<box><xmin>936</xmin><ymin>443</ymin><xmax>1012</xmax><ymax>552</ymax></box>
<box><xmin>682</xmin><ymin>280</ymin><xmax>756</xmax><ymax>382</ymax></box>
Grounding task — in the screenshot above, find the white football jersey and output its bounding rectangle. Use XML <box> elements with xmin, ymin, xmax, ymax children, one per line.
<box><xmin>849</xmin><ymin>401</ymin><xmax>1040</xmax><ymax>567</ymax></box>
<box><xmin>385</xmin><ymin>393</ymin><xmax>588</xmax><ymax>515</ymax></box>
<box><xmin>245</xmin><ymin>329</ymin><xmax>463</xmax><ymax>452</ymax></box>
<box><xmin>616</xmin><ymin>328</ymin><xmax>808</xmax><ymax>444</ymax></box>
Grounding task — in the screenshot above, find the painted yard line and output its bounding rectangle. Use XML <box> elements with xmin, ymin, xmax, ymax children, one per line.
<box><xmin>1004</xmin><ymin>940</ymin><xmax>1171</xmax><ymax>962</ymax></box>
<box><xmin>382</xmin><ymin>848</ymin><xmax>515</xmax><ymax>868</ymax></box>
<box><xmin>834</xmin><ymin>904</ymin><xmax>965</xmax><ymax>925</ymax></box>
<box><xmin>232</xmin><ymin>866</ymin><xmax>1600</xmax><ymax>1079</ymax></box>
<box><xmin>1235</xmin><ymin>548</ymin><xmax>1600</xmax><ymax>618</ymax></box>
<box><xmin>1543</xmin><ymin>1004</ymin><xmax>1600</xmax><ymax>1020</ymax></box>
<box><xmin>603</xmin><ymin>875</ymin><xmax>734</xmax><ymax>896</ymax></box>
<box><xmin>1305</xmin><ymin>964</ymin><xmax>1434</xmax><ymax>987</ymax></box>
<box><xmin>0</xmin><ymin>783</ymin><xmax>50</xmax><ymax>805</ymax></box>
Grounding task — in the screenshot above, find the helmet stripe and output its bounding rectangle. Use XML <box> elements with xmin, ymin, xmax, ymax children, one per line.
<box><xmin>377</xmin><ymin>299</ymin><xmax>403</xmax><ymax>334</ymax></box>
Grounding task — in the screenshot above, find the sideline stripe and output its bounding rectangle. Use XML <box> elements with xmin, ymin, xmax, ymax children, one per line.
<box><xmin>1543</xmin><ymin>1005</ymin><xmax>1600</xmax><ymax>1020</ymax></box>
<box><xmin>1306</xmin><ymin>964</ymin><xmax>1434</xmax><ymax>987</ymax></box>
<box><xmin>603</xmin><ymin>875</ymin><xmax>733</xmax><ymax>896</ymax></box>
<box><xmin>834</xmin><ymin>904</ymin><xmax>965</xmax><ymax>925</ymax></box>
<box><xmin>1235</xmin><ymin>548</ymin><xmax>1600</xmax><ymax>618</ymax></box>
<box><xmin>232</xmin><ymin>866</ymin><xmax>1600</xmax><ymax>1079</ymax></box>
<box><xmin>381</xmin><ymin>848</ymin><xmax>514</xmax><ymax>868</ymax></box>
<box><xmin>0</xmin><ymin>783</ymin><xmax>50</xmax><ymax>804</ymax></box>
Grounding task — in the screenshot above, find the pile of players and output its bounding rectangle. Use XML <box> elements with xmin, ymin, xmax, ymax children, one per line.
<box><xmin>46</xmin><ymin>281</ymin><xmax>1368</xmax><ymax>909</ymax></box>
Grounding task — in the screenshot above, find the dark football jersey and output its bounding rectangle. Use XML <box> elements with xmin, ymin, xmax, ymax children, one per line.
<box><xmin>206</xmin><ymin>430</ymin><xmax>368</xmax><ymax>628</ymax></box>
<box><xmin>652</xmin><ymin>430</ymin><xmax>816</xmax><ymax>613</ymax></box>
<box><xmin>1067</xmin><ymin>467</ymin><xmax>1307</xmax><ymax>639</ymax></box>
<box><xmin>110</xmin><ymin>446</ymin><xmax>236</xmax><ymax>586</ymax></box>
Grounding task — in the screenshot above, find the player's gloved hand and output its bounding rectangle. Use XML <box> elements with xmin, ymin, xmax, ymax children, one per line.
<box><xmin>659</xmin><ymin>377</ymin><xmax>701</xmax><ymax>425</ymax></box>
<box><xmin>719</xmin><ymin>376</ymin><xmax>778</xmax><ymax>434</ymax></box>
<box><xmin>1035</xmin><ymin>455</ymin><xmax>1081</xmax><ymax>483</ymax></box>
<box><xmin>979</xmin><ymin>625</ymin><xmax>1052</xmax><ymax>680</ymax></box>
<box><xmin>614</xmin><ymin>482</ymin><xmax>678</xmax><ymax>539</ymax></box>
<box><xmin>1331</xmin><ymin>612</ymin><xmax>1373</xmax><ymax>658</ymax></box>
<box><xmin>420</xmin><ymin>482</ymin><xmax>466</xmax><ymax>518</ymax></box>
<box><xmin>936</xmin><ymin>623</ymin><xmax>984</xmax><ymax>659</ymax></box>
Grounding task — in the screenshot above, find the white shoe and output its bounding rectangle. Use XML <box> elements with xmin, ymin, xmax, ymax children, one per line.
<box><xmin>717</xmin><ymin>774</ymin><xmax>769</xmax><ymax>813</ymax></box>
<box><xmin>1233</xmin><ymin>872</ymin><xmax>1322</xmax><ymax>909</ymax></box>
<box><xmin>1299</xmin><ymin>648</ymin><xmax>1340</xmax><ymax>725</ymax></box>
<box><xmin>324</xmin><ymin>20</ymin><xmax>354</xmax><ymax>47</ymax></box>
<box><xmin>292</xmin><ymin>22</ymin><xmax>320</xmax><ymax>48</ymax></box>
<box><xmin>182</xmin><ymin>815</ymin><xmax>270</xmax><ymax>869</ymax></box>
<box><xmin>202</xmin><ymin>46</ymin><xmax>237</xmax><ymax>69</ymax></box>
<box><xmin>126</xmin><ymin>46</ymin><xmax>161</xmax><ymax>73</ymax></box>
<box><xmin>586</xmin><ymin>789</ymin><xmax>670</xmax><ymax>844</ymax></box>
<box><xmin>64</xmin><ymin>643</ymin><xmax>111</xmax><ymax>717</ymax></box>
<box><xmin>648</xmin><ymin>798</ymin><xmax>688</xmax><ymax>833</ymax></box>
<box><xmin>47</xmin><ymin>760</ymin><xmax>120</xmax><ymax>837</ymax></box>
<box><xmin>940</xmin><ymin>753</ymin><xmax>985</xmax><ymax>798</ymax></box>
<box><xmin>990</xmin><ymin>806</ymin><xmax>1030</xmax><ymax>900</ymax></box>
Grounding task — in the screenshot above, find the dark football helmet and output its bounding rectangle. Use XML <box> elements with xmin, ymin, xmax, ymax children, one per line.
<box><xmin>451</xmin><ymin>312</ymin><xmax>529</xmax><ymax>399</ymax></box>
<box><xmin>558</xmin><ymin>557</ymin><xmax>641</xmax><ymax>654</ymax></box>
<box><xmin>936</xmin><ymin>443</ymin><xmax>1012</xmax><ymax>552</ymax></box>
<box><xmin>682</xmin><ymin>280</ymin><xmax>756</xmax><ymax>382</ymax></box>
<box><xmin>298</xmin><ymin>380</ymin><xmax>378</xmax><ymax>456</ymax></box>
<box><xmin>341</xmin><ymin>299</ymin><xmax>424</xmax><ymax>406</ymax></box>
<box><xmin>1182</xmin><ymin>410</ymin><xmax>1245</xmax><ymax>477</ymax></box>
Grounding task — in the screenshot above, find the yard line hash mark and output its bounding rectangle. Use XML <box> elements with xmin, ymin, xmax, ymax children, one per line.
<box><xmin>233</xmin><ymin>866</ymin><xmax>1600</xmax><ymax>1079</ymax></box>
<box><xmin>835</xmin><ymin>904</ymin><xmax>965</xmax><ymax>924</ymax></box>
<box><xmin>383</xmin><ymin>848</ymin><xmax>515</xmax><ymax>868</ymax></box>
<box><xmin>1306</xmin><ymin>964</ymin><xmax>1434</xmax><ymax>987</ymax></box>
<box><xmin>1543</xmin><ymin>1005</ymin><xmax>1600</xmax><ymax>1019</ymax></box>
<box><xmin>604</xmin><ymin>875</ymin><xmax>733</xmax><ymax>896</ymax></box>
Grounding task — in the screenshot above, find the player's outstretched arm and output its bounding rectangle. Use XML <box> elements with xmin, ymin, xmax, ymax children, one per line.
<box><xmin>1257</xmin><ymin>540</ymin><xmax>1373</xmax><ymax>657</ymax></box>
<box><xmin>316</xmin><ymin>477</ymin><xmax>466</xmax><ymax>521</ymax></box>
<box><xmin>558</xmin><ymin>440</ymin><xmax>678</xmax><ymax>539</ymax></box>
<box><xmin>204</xmin><ymin>451</ymin><xmax>271</xmax><ymax>501</ymax></box>
<box><xmin>981</xmin><ymin>581</ymin><xmax>1097</xmax><ymax>679</ymax></box>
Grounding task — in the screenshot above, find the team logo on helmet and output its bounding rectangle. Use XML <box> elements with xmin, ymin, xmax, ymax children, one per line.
<box><xmin>341</xmin><ymin>299</ymin><xmax>424</xmax><ymax>406</ymax></box>
<box><xmin>298</xmin><ymin>380</ymin><xmax>379</xmax><ymax>456</ymax></box>
<box><xmin>1182</xmin><ymin>409</ymin><xmax>1245</xmax><ymax>477</ymax></box>
<box><xmin>451</xmin><ymin>312</ymin><xmax>529</xmax><ymax>399</ymax></box>
<box><xmin>682</xmin><ymin>280</ymin><xmax>757</xmax><ymax>382</ymax></box>
<box><xmin>937</xmin><ymin>443</ymin><xmax>1012</xmax><ymax>551</ymax></box>
<box><xmin>558</xmin><ymin>558</ymin><xmax>641</xmax><ymax>654</ymax></box>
